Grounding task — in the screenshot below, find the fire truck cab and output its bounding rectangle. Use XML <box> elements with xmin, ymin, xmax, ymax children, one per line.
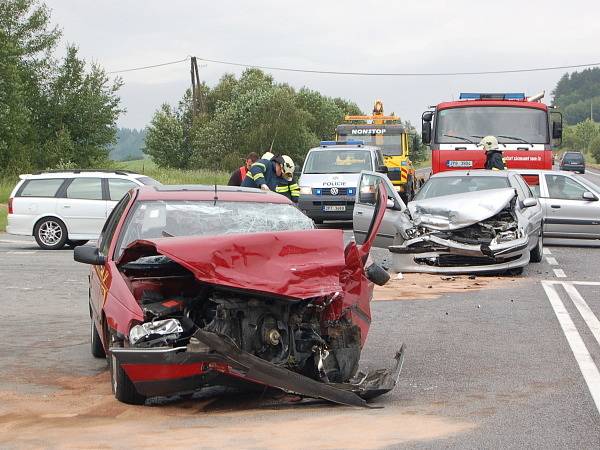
<box><xmin>421</xmin><ymin>92</ymin><xmax>563</xmax><ymax>174</ymax></box>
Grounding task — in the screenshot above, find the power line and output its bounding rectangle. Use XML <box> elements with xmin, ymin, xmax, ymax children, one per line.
<box><xmin>104</xmin><ymin>54</ymin><xmax>600</xmax><ymax>77</ymax></box>
<box><xmin>195</xmin><ymin>56</ymin><xmax>600</xmax><ymax>76</ymax></box>
<box><xmin>107</xmin><ymin>57</ymin><xmax>189</xmax><ymax>74</ymax></box>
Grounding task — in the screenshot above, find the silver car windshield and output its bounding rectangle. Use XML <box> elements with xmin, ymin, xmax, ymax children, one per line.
<box><xmin>415</xmin><ymin>176</ymin><xmax>510</xmax><ymax>200</ymax></box>
<box><xmin>117</xmin><ymin>200</ymin><xmax>314</xmax><ymax>257</ymax></box>
<box><xmin>303</xmin><ymin>150</ymin><xmax>372</xmax><ymax>174</ymax></box>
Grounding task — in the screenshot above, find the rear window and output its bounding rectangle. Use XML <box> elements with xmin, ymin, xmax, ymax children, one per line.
<box><xmin>563</xmin><ymin>153</ymin><xmax>584</xmax><ymax>162</ymax></box>
<box><xmin>18</xmin><ymin>178</ymin><xmax>65</xmax><ymax>197</ymax></box>
<box><xmin>415</xmin><ymin>176</ymin><xmax>510</xmax><ymax>200</ymax></box>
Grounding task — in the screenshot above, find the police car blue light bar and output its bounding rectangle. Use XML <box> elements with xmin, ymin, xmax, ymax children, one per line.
<box><xmin>459</xmin><ymin>93</ymin><xmax>525</xmax><ymax>100</ymax></box>
<box><xmin>320</xmin><ymin>140</ymin><xmax>364</xmax><ymax>146</ymax></box>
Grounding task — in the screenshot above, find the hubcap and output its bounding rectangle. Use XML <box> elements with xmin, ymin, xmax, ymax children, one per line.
<box><xmin>39</xmin><ymin>221</ymin><xmax>62</xmax><ymax>246</ymax></box>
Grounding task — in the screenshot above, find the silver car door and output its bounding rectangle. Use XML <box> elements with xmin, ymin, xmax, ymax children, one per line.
<box><xmin>353</xmin><ymin>171</ymin><xmax>408</xmax><ymax>248</ymax></box>
<box><xmin>543</xmin><ymin>173</ymin><xmax>600</xmax><ymax>239</ymax></box>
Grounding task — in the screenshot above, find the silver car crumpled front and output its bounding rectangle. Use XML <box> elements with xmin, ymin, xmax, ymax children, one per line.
<box><xmin>390</xmin><ymin>188</ymin><xmax>528</xmax><ymax>259</ymax></box>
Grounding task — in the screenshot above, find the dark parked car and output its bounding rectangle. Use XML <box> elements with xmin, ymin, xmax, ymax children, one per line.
<box><xmin>559</xmin><ymin>151</ymin><xmax>586</xmax><ymax>174</ymax></box>
<box><xmin>74</xmin><ymin>184</ymin><xmax>402</xmax><ymax>405</ymax></box>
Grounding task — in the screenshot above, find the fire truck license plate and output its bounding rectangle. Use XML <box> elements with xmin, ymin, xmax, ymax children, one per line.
<box><xmin>323</xmin><ymin>205</ymin><xmax>346</xmax><ymax>212</ymax></box>
<box><xmin>446</xmin><ymin>160</ymin><xmax>473</xmax><ymax>168</ymax></box>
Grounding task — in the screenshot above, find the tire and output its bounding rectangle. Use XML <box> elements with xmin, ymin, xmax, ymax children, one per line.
<box><xmin>90</xmin><ymin>319</ymin><xmax>106</xmax><ymax>358</ymax></box>
<box><xmin>530</xmin><ymin>230</ymin><xmax>544</xmax><ymax>263</ymax></box>
<box><xmin>110</xmin><ymin>349</ymin><xmax>146</xmax><ymax>405</ymax></box>
<box><xmin>67</xmin><ymin>239</ymin><xmax>89</xmax><ymax>248</ymax></box>
<box><xmin>34</xmin><ymin>217</ymin><xmax>68</xmax><ymax>250</ymax></box>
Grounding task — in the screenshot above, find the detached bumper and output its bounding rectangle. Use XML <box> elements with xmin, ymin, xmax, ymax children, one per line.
<box><xmin>111</xmin><ymin>330</ymin><xmax>405</xmax><ymax>406</ymax></box>
<box><xmin>389</xmin><ymin>234</ymin><xmax>530</xmax><ymax>274</ymax></box>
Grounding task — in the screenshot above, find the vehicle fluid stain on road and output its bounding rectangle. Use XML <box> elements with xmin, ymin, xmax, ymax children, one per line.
<box><xmin>374</xmin><ymin>273</ymin><xmax>524</xmax><ymax>301</ymax></box>
<box><xmin>0</xmin><ymin>371</ymin><xmax>475</xmax><ymax>449</ymax></box>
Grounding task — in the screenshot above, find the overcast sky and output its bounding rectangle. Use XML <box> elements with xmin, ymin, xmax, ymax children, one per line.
<box><xmin>46</xmin><ymin>0</ymin><xmax>600</xmax><ymax>129</ymax></box>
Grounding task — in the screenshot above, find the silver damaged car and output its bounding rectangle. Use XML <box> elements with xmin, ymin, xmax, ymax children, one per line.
<box><xmin>353</xmin><ymin>170</ymin><xmax>544</xmax><ymax>274</ymax></box>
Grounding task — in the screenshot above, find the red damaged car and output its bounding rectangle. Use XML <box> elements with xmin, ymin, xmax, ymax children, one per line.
<box><xmin>74</xmin><ymin>184</ymin><xmax>403</xmax><ymax>406</ymax></box>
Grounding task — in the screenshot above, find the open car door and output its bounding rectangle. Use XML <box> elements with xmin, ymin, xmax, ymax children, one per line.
<box><xmin>353</xmin><ymin>171</ymin><xmax>408</xmax><ymax>248</ymax></box>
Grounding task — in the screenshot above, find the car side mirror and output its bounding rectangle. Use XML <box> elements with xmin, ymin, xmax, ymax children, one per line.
<box><xmin>551</xmin><ymin>111</ymin><xmax>563</xmax><ymax>144</ymax></box>
<box><xmin>421</xmin><ymin>112</ymin><xmax>432</xmax><ymax>145</ymax></box>
<box><xmin>522</xmin><ymin>198</ymin><xmax>538</xmax><ymax>208</ymax></box>
<box><xmin>376</xmin><ymin>165</ymin><xmax>388</xmax><ymax>174</ymax></box>
<box><xmin>74</xmin><ymin>246</ymin><xmax>106</xmax><ymax>265</ymax></box>
<box><xmin>583</xmin><ymin>191</ymin><xmax>598</xmax><ymax>201</ymax></box>
<box><xmin>386</xmin><ymin>198</ymin><xmax>395</xmax><ymax>209</ymax></box>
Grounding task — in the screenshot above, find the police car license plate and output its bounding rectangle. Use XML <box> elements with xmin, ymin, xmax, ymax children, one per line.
<box><xmin>323</xmin><ymin>205</ymin><xmax>346</xmax><ymax>212</ymax></box>
<box><xmin>446</xmin><ymin>160</ymin><xmax>473</xmax><ymax>168</ymax></box>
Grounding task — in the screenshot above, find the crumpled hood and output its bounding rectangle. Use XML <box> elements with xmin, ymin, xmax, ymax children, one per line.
<box><xmin>118</xmin><ymin>229</ymin><xmax>347</xmax><ymax>300</ymax></box>
<box><xmin>407</xmin><ymin>188</ymin><xmax>517</xmax><ymax>231</ymax></box>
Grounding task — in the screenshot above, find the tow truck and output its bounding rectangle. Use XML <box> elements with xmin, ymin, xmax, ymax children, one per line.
<box><xmin>336</xmin><ymin>100</ymin><xmax>417</xmax><ymax>202</ymax></box>
<box><xmin>421</xmin><ymin>92</ymin><xmax>563</xmax><ymax>174</ymax></box>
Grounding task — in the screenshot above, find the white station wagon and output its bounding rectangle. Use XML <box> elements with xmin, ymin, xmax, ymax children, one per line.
<box><xmin>7</xmin><ymin>170</ymin><xmax>160</xmax><ymax>249</ymax></box>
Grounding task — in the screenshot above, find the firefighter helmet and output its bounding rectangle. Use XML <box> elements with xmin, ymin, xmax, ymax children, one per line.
<box><xmin>281</xmin><ymin>155</ymin><xmax>295</xmax><ymax>181</ymax></box>
<box><xmin>479</xmin><ymin>135</ymin><xmax>500</xmax><ymax>152</ymax></box>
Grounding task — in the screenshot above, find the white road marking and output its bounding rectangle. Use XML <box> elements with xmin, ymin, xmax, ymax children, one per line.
<box><xmin>554</xmin><ymin>268</ymin><xmax>566</xmax><ymax>278</ymax></box>
<box><xmin>542</xmin><ymin>247</ymin><xmax>551</xmax><ymax>255</ymax></box>
<box><xmin>585</xmin><ymin>169</ymin><xmax>600</xmax><ymax>178</ymax></box>
<box><xmin>0</xmin><ymin>239</ymin><xmax>35</xmax><ymax>245</ymax></box>
<box><xmin>546</xmin><ymin>256</ymin><xmax>558</xmax><ymax>265</ymax></box>
<box><xmin>563</xmin><ymin>283</ymin><xmax>600</xmax><ymax>348</ymax></box>
<box><xmin>542</xmin><ymin>281</ymin><xmax>600</xmax><ymax>415</ymax></box>
<box><xmin>6</xmin><ymin>251</ymin><xmax>38</xmax><ymax>255</ymax></box>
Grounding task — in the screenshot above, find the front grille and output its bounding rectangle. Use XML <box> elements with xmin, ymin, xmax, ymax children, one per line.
<box><xmin>315</xmin><ymin>187</ymin><xmax>349</xmax><ymax>195</ymax></box>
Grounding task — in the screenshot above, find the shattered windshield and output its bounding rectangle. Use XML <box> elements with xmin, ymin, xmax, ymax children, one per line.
<box><xmin>414</xmin><ymin>176</ymin><xmax>510</xmax><ymax>200</ymax></box>
<box><xmin>117</xmin><ymin>200</ymin><xmax>314</xmax><ymax>257</ymax></box>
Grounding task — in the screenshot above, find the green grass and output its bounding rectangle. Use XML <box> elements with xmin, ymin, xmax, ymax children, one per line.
<box><xmin>117</xmin><ymin>159</ymin><xmax>229</xmax><ymax>185</ymax></box>
<box><xmin>0</xmin><ymin>177</ymin><xmax>16</xmax><ymax>204</ymax></box>
<box><xmin>0</xmin><ymin>204</ymin><xmax>7</xmax><ymax>232</ymax></box>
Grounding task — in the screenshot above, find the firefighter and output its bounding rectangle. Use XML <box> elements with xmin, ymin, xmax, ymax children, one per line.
<box><xmin>241</xmin><ymin>154</ymin><xmax>286</xmax><ymax>191</ymax></box>
<box><xmin>228</xmin><ymin>152</ymin><xmax>258</xmax><ymax>186</ymax></box>
<box><xmin>480</xmin><ymin>135</ymin><xmax>506</xmax><ymax>170</ymax></box>
<box><xmin>275</xmin><ymin>155</ymin><xmax>299</xmax><ymax>203</ymax></box>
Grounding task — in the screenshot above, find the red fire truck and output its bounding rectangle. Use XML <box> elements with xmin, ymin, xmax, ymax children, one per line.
<box><xmin>421</xmin><ymin>92</ymin><xmax>563</xmax><ymax>174</ymax></box>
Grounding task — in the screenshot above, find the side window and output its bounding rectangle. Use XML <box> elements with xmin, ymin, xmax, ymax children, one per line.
<box><xmin>99</xmin><ymin>194</ymin><xmax>130</xmax><ymax>256</ymax></box>
<box><xmin>509</xmin><ymin>176</ymin><xmax>526</xmax><ymax>200</ymax></box>
<box><xmin>66</xmin><ymin>178</ymin><xmax>103</xmax><ymax>200</ymax></box>
<box><xmin>18</xmin><ymin>179</ymin><xmax>65</xmax><ymax>197</ymax></box>
<box><xmin>521</xmin><ymin>174</ymin><xmax>541</xmax><ymax>197</ymax></box>
<box><xmin>545</xmin><ymin>174</ymin><xmax>588</xmax><ymax>200</ymax></box>
<box><xmin>108</xmin><ymin>178</ymin><xmax>138</xmax><ymax>201</ymax></box>
<box><xmin>514</xmin><ymin>175</ymin><xmax>533</xmax><ymax>198</ymax></box>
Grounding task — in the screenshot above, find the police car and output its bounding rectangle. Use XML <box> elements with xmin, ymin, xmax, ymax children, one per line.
<box><xmin>298</xmin><ymin>141</ymin><xmax>388</xmax><ymax>223</ymax></box>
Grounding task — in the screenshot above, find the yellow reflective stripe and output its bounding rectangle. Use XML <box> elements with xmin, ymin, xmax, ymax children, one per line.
<box><xmin>254</xmin><ymin>173</ymin><xmax>265</xmax><ymax>180</ymax></box>
<box><xmin>252</xmin><ymin>162</ymin><xmax>266</xmax><ymax>170</ymax></box>
<box><xmin>291</xmin><ymin>192</ymin><xmax>300</xmax><ymax>197</ymax></box>
<box><xmin>289</xmin><ymin>184</ymin><xmax>299</xmax><ymax>189</ymax></box>
<box><xmin>245</xmin><ymin>173</ymin><xmax>255</xmax><ymax>180</ymax></box>
<box><xmin>275</xmin><ymin>187</ymin><xmax>288</xmax><ymax>192</ymax></box>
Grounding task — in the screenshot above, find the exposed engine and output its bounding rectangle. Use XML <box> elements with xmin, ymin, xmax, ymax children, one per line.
<box><xmin>119</xmin><ymin>256</ymin><xmax>362</xmax><ymax>383</ymax></box>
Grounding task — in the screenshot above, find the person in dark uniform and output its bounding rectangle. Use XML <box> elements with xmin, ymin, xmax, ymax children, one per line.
<box><xmin>480</xmin><ymin>135</ymin><xmax>506</xmax><ymax>170</ymax></box>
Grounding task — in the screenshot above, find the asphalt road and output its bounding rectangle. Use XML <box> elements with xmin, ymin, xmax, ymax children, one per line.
<box><xmin>1</xmin><ymin>230</ymin><xmax>599</xmax><ymax>448</ymax></box>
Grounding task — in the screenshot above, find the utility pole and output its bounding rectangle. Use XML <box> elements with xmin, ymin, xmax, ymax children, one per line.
<box><xmin>591</xmin><ymin>99</ymin><xmax>594</xmax><ymax>122</ymax></box>
<box><xmin>190</xmin><ymin>57</ymin><xmax>203</xmax><ymax>118</ymax></box>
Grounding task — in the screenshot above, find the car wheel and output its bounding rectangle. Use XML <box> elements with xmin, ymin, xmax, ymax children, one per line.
<box><xmin>67</xmin><ymin>240</ymin><xmax>89</xmax><ymax>248</ymax></box>
<box><xmin>90</xmin><ymin>319</ymin><xmax>106</xmax><ymax>358</ymax></box>
<box><xmin>110</xmin><ymin>350</ymin><xmax>146</xmax><ymax>405</ymax></box>
<box><xmin>34</xmin><ymin>217</ymin><xmax>68</xmax><ymax>250</ymax></box>
<box><xmin>530</xmin><ymin>230</ymin><xmax>544</xmax><ymax>263</ymax></box>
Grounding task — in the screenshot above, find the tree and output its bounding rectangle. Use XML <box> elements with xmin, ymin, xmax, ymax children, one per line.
<box><xmin>552</xmin><ymin>68</ymin><xmax>600</xmax><ymax>124</ymax></box>
<box><xmin>589</xmin><ymin>135</ymin><xmax>600</xmax><ymax>163</ymax></box>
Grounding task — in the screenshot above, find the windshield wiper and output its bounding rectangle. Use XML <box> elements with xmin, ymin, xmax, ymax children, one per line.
<box><xmin>497</xmin><ymin>135</ymin><xmax>533</xmax><ymax>148</ymax></box>
<box><xmin>442</xmin><ymin>134</ymin><xmax>477</xmax><ymax>145</ymax></box>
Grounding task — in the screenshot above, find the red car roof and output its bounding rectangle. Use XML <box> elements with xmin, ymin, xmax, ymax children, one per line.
<box><xmin>437</xmin><ymin>100</ymin><xmax>548</xmax><ymax>111</ymax></box>
<box><xmin>134</xmin><ymin>185</ymin><xmax>292</xmax><ymax>204</ymax></box>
